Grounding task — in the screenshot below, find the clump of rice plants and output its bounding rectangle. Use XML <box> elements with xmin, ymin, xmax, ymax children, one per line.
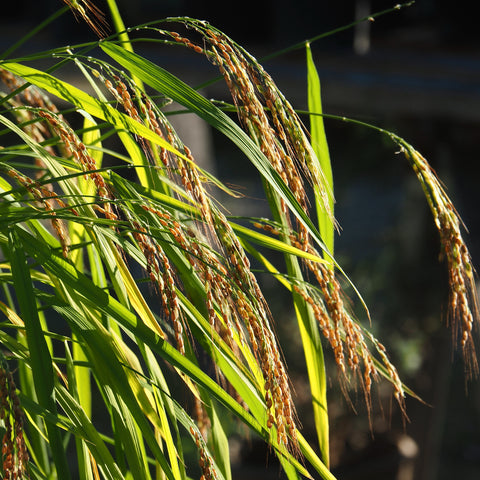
<box><xmin>0</xmin><ymin>2</ymin><xmax>476</xmax><ymax>479</ymax></box>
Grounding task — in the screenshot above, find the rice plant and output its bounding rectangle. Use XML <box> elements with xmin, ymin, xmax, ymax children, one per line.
<box><xmin>0</xmin><ymin>1</ymin><xmax>477</xmax><ymax>479</ymax></box>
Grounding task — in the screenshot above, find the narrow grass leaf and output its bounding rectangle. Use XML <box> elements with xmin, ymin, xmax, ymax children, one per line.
<box><xmin>55</xmin><ymin>385</ymin><xmax>126</xmax><ymax>480</ymax></box>
<box><xmin>0</xmin><ymin>62</ymin><xmax>188</xmax><ymax>162</ymax></box>
<box><xmin>65</xmin><ymin>342</ymin><xmax>95</xmax><ymax>480</ymax></box>
<box><xmin>263</xmin><ymin>175</ymin><xmax>330</xmax><ymax>467</ymax></box>
<box><xmin>306</xmin><ymin>43</ymin><xmax>334</xmax><ymax>260</ymax></box>
<box><xmin>231</xmin><ymin>221</ymin><xmax>327</xmax><ymax>264</ymax></box>
<box><xmin>140</xmin><ymin>345</ymin><xmax>186</xmax><ymax>480</ymax></box>
<box><xmin>208</xmin><ymin>402</ymin><xmax>232</xmax><ymax>480</ymax></box>
<box><xmin>7</xmin><ymin>226</ymin><xmax>72</xmax><ymax>480</ymax></box>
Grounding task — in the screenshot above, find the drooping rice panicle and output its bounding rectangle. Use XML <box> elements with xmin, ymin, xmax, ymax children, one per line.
<box><xmin>253</xmin><ymin>217</ymin><xmax>406</xmax><ymax>416</ymax></box>
<box><xmin>36</xmin><ymin>109</ymin><xmax>117</xmax><ymax>221</ymax></box>
<box><xmin>209</xmin><ymin>210</ymin><xmax>298</xmax><ymax>449</ymax></box>
<box><xmin>1</xmin><ymin>362</ymin><xmax>30</xmax><ymax>480</ymax></box>
<box><xmin>190</xmin><ymin>426</ymin><xmax>218</xmax><ymax>480</ymax></box>
<box><xmin>1</xmin><ymin>69</ymin><xmax>62</xmax><ymax>177</ymax></box>
<box><xmin>403</xmin><ymin>146</ymin><xmax>479</xmax><ymax>377</ymax></box>
<box><xmin>129</xmin><ymin>217</ymin><xmax>185</xmax><ymax>354</ymax></box>
<box><xmin>5</xmin><ymin>167</ymin><xmax>73</xmax><ymax>257</ymax></box>
<box><xmin>174</xmin><ymin>23</ymin><xmax>335</xmax><ymax>240</ymax></box>
<box><xmin>140</xmin><ymin>196</ymin><xmax>299</xmax><ymax>446</ymax></box>
<box><xmin>193</xmin><ymin>396</ymin><xmax>211</xmax><ymax>441</ymax></box>
<box><xmin>140</xmin><ymin>93</ymin><xmax>171</xmax><ymax>167</ymax></box>
<box><xmin>62</xmin><ymin>0</ymin><xmax>109</xmax><ymax>38</ymax></box>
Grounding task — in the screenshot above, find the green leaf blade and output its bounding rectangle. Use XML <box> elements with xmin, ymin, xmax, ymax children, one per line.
<box><xmin>306</xmin><ymin>43</ymin><xmax>334</xmax><ymax>260</ymax></box>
